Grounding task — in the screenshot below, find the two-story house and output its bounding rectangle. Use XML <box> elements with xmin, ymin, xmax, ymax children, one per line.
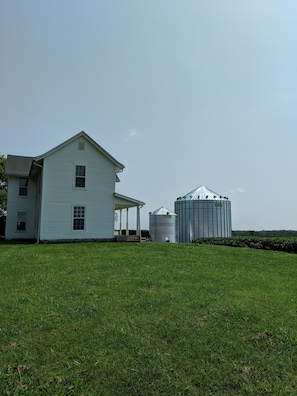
<box><xmin>5</xmin><ymin>131</ymin><xmax>145</xmax><ymax>241</ymax></box>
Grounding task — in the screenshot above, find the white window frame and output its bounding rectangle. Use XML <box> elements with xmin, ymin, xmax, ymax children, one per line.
<box><xmin>74</xmin><ymin>165</ymin><xmax>86</xmax><ymax>189</ymax></box>
<box><xmin>19</xmin><ymin>178</ymin><xmax>28</xmax><ymax>196</ymax></box>
<box><xmin>73</xmin><ymin>205</ymin><xmax>86</xmax><ymax>231</ymax></box>
<box><xmin>17</xmin><ymin>211</ymin><xmax>27</xmax><ymax>231</ymax></box>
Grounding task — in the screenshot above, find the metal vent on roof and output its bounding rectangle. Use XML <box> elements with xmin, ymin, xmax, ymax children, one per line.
<box><xmin>78</xmin><ymin>142</ymin><xmax>85</xmax><ymax>150</ymax></box>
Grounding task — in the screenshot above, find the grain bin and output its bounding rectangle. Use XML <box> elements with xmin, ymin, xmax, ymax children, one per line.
<box><xmin>149</xmin><ymin>206</ymin><xmax>177</xmax><ymax>242</ymax></box>
<box><xmin>174</xmin><ymin>185</ymin><xmax>232</xmax><ymax>242</ymax></box>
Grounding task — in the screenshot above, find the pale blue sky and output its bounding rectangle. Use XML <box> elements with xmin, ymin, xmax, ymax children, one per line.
<box><xmin>1</xmin><ymin>0</ymin><xmax>297</xmax><ymax>230</ymax></box>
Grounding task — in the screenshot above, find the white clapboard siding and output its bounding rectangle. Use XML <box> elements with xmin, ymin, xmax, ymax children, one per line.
<box><xmin>39</xmin><ymin>136</ymin><xmax>116</xmax><ymax>240</ymax></box>
<box><xmin>5</xmin><ymin>176</ymin><xmax>38</xmax><ymax>239</ymax></box>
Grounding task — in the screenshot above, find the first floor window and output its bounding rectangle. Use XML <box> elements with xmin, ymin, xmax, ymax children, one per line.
<box><xmin>19</xmin><ymin>178</ymin><xmax>28</xmax><ymax>196</ymax></box>
<box><xmin>17</xmin><ymin>212</ymin><xmax>26</xmax><ymax>231</ymax></box>
<box><xmin>73</xmin><ymin>206</ymin><xmax>85</xmax><ymax>230</ymax></box>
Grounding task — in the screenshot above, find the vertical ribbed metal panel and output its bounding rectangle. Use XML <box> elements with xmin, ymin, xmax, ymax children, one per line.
<box><xmin>149</xmin><ymin>213</ymin><xmax>176</xmax><ymax>242</ymax></box>
<box><xmin>174</xmin><ymin>199</ymin><xmax>232</xmax><ymax>243</ymax></box>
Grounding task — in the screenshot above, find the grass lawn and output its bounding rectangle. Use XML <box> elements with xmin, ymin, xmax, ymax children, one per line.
<box><xmin>0</xmin><ymin>242</ymin><xmax>296</xmax><ymax>395</ymax></box>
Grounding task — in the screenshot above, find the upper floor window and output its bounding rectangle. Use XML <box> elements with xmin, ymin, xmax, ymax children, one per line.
<box><xmin>75</xmin><ymin>165</ymin><xmax>86</xmax><ymax>188</ymax></box>
<box><xmin>17</xmin><ymin>212</ymin><xmax>26</xmax><ymax>231</ymax></box>
<box><xmin>19</xmin><ymin>178</ymin><xmax>28</xmax><ymax>196</ymax></box>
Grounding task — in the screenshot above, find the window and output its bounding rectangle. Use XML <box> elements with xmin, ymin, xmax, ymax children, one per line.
<box><xmin>19</xmin><ymin>178</ymin><xmax>28</xmax><ymax>196</ymax></box>
<box><xmin>73</xmin><ymin>206</ymin><xmax>85</xmax><ymax>230</ymax></box>
<box><xmin>75</xmin><ymin>165</ymin><xmax>86</xmax><ymax>188</ymax></box>
<box><xmin>17</xmin><ymin>212</ymin><xmax>26</xmax><ymax>231</ymax></box>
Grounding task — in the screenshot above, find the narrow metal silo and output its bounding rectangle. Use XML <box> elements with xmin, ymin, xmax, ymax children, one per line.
<box><xmin>149</xmin><ymin>206</ymin><xmax>177</xmax><ymax>242</ymax></box>
<box><xmin>174</xmin><ymin>185</ymin><xmax>232</xmax><ymax>243</ymax></box>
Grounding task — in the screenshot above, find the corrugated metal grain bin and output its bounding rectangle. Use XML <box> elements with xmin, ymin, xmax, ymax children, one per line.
<box><xmin>149</xmin><ymin>206</ymin><xmax>177</xmax><ymax>242</ymax></box>
<box><xmin>174</xmin><ymin>185</ymin><xmax>232</xmax><ymax>242</ymax></box>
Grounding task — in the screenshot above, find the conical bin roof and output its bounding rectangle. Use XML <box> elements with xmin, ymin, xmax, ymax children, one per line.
<box><xmin>176</xmin><ymin>185</ymin><xmax>229</xmax><ymax>201</ymax></box>
<box><xmin>151</xmin><ymin>206</ymin><xmax>177</xmax><ymax>216</ymax></box>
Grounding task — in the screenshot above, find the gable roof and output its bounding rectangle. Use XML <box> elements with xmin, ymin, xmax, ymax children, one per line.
<box><xmin>35</xmin><ymin>131</ymin><xmax>125</xmax><ymax>173</ymax></box>
<box><xmin>5</xmin><ymin>155</ymin><xmax>33</xmax><ymax>177</ymax></box>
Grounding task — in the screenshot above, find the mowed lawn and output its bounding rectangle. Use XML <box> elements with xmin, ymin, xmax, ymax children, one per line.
<box><xmin>0</xmin><ymin>242</ymin><xmax>296</xmax><ymax>395</ymax></box>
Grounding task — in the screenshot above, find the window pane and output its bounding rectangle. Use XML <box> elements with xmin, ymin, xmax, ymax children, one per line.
<box><xmin>17</xmin><ymin>212</ymin><xmax>26</xmax><ymax>231</ymax></box>
<box><xmin>74</xmin><ymin>207</ymin><xmax>85</xmax><ymax>218</ymax></box>
<box><xmin>76</xmin><ymin>166</ymin><xmax>85</xmax><ymax>177</ymax></box>
<box><xmin>76</xmin><ymin>177</ymin><xmax>85</xmax><ymax>188</ymax></box>
<box><xmin>19</xmin><ymin>178</ymin><xmax>28</xmax><ymax>196</ymax></box>
<box><xmin>18</xmin><ymin>212</ymin><xmax>26</xmax><ymax>222</ymax></box>
<box><xmin>19</xmin><ymin>188</ymin><xmax>28</xmax><ymax>196</ymax></box>
<box><xmin>17</xmin><ymin>222</ymin><xmax>26</xmax><ymax>231</ymax></box>
<box><xmin>73</xmin><ymin>219</ymin><xmax>84</xmax><ymax>230</ymax></box>
<box><xmin>19</xmin><ymin>178</ymin><xmax>28</xmax><ymax>187</ymax></box>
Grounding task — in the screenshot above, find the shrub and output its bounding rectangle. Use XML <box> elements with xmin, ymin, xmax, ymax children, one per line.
<box><xmin>192</xmin><ymin>237</ymin><xmax>297</xmax><ymax>253</ymax></box>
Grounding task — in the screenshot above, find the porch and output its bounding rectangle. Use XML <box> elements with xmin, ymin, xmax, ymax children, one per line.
<box><xmin>114</xmin><ymin>193</ymin><xmax>145</xmax><ymax>242</ymax></box>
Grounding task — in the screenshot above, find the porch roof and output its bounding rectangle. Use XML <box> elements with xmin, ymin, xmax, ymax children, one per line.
<box><xmin>114</xmin><ymin>193</ymin><xmax>145</xmax><ymax>210</ymax></box>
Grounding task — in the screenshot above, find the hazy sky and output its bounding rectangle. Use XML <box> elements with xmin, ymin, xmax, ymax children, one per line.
<box><xmin>1</xmin><ymin>0</ymin><xmax>297</xmax><ymax>230</ymax></box>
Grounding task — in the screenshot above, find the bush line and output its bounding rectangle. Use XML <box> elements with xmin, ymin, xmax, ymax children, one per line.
<box><xmin>192</xmin><ymin>237</ymin><xmax>297</xmax><ymax>254</ymax></box>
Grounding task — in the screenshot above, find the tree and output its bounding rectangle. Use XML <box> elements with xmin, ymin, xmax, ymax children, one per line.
<box><xmin>0</xmin><ymin>155</ymin><xmax>7</xmax><ymax>216</ymax></box>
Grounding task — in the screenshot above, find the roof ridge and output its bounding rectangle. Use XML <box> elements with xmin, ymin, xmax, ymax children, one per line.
<box><xmin>34</xmin><ymin>131</ymin><xmax>125</xmax><ymax>172</ymax></box>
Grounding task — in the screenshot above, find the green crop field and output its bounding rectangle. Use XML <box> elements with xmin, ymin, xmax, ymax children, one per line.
<box><xmin>0</xmin><ymin>242</ymin><xmax>296</xmax><ymax>395</ymax></box>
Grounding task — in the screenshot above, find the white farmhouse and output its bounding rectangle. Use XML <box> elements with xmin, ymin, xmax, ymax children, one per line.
<box><xmin>5</xmin><ymin>131</ymin><xmax>145</xmax><ymax>241</ymax></box>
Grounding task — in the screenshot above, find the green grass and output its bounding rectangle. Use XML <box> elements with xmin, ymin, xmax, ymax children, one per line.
<box><xmin>0</xmin><ymin>242</ymin><xmax>296</xmax><ymax>395</ymax></box>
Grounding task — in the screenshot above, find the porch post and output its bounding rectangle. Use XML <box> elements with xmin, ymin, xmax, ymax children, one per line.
<box><xmin>126</xmin><ymin>208</ymin><xmax>129</xmax><ymax>235</ymax></box>
<box><xmin>119</xmin><ymin>209</ymin><xmax>122</xmax><ymax>235</ymax></box>
<box><xmin>136</xmin><ymin>205</ymin><xmax>141</xmax><ymax>237</ymax></box>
